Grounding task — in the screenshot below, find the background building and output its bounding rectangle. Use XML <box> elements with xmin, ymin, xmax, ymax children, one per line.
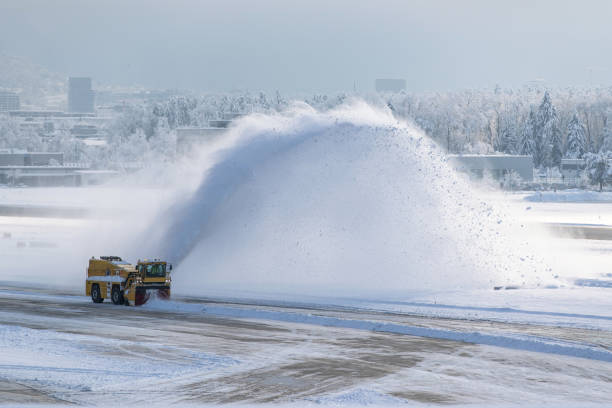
<box><xmin>68</xmin><ymin>77</ymin><xmax>95</xmax><ymax>113</ymax></box>
<box><xmin>449</xmin><ymin>154</ymin><xmax>534</xmax><ymax>181</ymax></box>
<box><xmin>0</xmin><ymin>149</ymin><xmax>117</xmax><ymax>186</ymax></box>
<box><xmin>176</xmin><ymin>116</ymin><xmax>239</xmax><ymax>154</ymax></box>
<box><xmin>375</xmin><ymin>78</ymin><xmax>406</xmax><ymax>93</ymax></box>
<box><xmin>0</xmin><ymin>91</ymin><xmax>20</xmax><ymax>111</ymax></box>
<box><xmin>0</xmin><ymin>150</ymin><xmax>63</xmax><ymax>166</ymax></box>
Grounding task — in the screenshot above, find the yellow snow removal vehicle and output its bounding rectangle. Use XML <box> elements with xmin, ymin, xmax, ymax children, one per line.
<box><xmin>85</xmin><ymin>256</ymin><xmax>172</xmax><ymax>306</ymax></box>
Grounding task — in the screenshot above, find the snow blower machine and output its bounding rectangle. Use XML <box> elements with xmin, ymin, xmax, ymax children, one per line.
<box><xmin>85</xmin><ymin>256</ymin><xmax>172</xmax><ymax>306</ymax></box>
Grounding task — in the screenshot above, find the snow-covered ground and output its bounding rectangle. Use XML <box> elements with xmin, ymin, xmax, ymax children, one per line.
<box><xmin>509</xmin><ymin>190</ymin><xmax>612</xmax><ymax>225</ymax></box>
<box><xmin>0</xmin><ymin>288</ymin><xmax>611</xmax><ymax>406</ymax></box>
<box><xmin>1</xmin><ymin>179</ymin><xmax>612</xmax><ymax>407</ymax></box>
<box><xmin>524</xmin><ymin>189</ymin><xmax>612</xmax><ymax>203</ymax></box>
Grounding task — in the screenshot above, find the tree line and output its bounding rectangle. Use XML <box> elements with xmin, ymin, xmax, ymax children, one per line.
<box><xmin>3</xmin><ymin>87</ymin><xmax>612</xmax><ymax>173</ymax></box>
<box><xmin>385</xmin><ymin>86</ymin><xmax>612</xmax><ymax>169</ymax></box>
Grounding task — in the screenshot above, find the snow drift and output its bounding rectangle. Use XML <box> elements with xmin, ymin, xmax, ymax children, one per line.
<box><xmin>138</xmin><ymin>101</ymin><xmax>547</xmax><ymax>297</ymax></box>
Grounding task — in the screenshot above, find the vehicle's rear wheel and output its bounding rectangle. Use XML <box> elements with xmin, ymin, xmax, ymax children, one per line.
<box><xmin>111</xmin><ymin>286</ymin><xmax>124</xmax><ymax>305</ymax></box>
<box><xmin>91</xmin><ymin>284</ymin><xmax>103</xmax><ymax>303</ymax></box>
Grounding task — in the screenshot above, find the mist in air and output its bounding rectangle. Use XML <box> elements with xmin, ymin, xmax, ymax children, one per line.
<box><xmin>3</xmin><ymin>0</ymin><xmax>612</xmax><ymax>92</ymax></box>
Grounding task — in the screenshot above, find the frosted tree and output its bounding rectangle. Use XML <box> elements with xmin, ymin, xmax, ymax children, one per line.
<box><xmin>275</xmin><ymin>90</ymin><xmax>287</xmax><ymax>109</ymax></box>
<box><xmin>497</xmin><ymin>123</ymin><xmax>516</xmax><ymax>153</ymax></box>
<box><xmin>565</xmin><ymin>114</ymin><xmax>586</xmax><ymax>158</ymax></box>
<box><xmin>536</xmin><ymin>91</ymin><xmax>561</xmax><ymax>168</ymax></box>
<box><xmin>549</xmin><ymin>126</ymin><xmax>563</xmax><ymax>167</ymax></box>
<box><xmin>7</xmin><ymin>86</ymin><xmax>612</xmax><ymax>172</ymax></box>
<box><xmin>517</xmin><ymin>108</ymin><xmax>537</xmax><ymax>159</ymax></box>
<box><xmin>493</xmin><ymin>107</ymin><xmax>518</xmax><ymax>154</ymax></box>
<box><xmin>148</xmin><ymin>118</ymin><xmax>175</xmax><ymax>160</ymax></box>
<box><xmin>45</xmin><ymin>128</ymin><xmax>88</xmax><ymax>163</ymax></box>
<box><xmin>584</xmin><ymin>151</ymin><xmax>611</xmax><ymax>191</ymax></box>
<box><xmin>0</xmin><ymin>119</ymin><xmax>21</xmax><ymax>148</ymax></box>
<box><xmin>600</xmin><ymin>123</ymin><xmax>612</xmax><ymax>153</ymax></box>
<box><xmin>500</xmin><ymin>170</ymin><xmax>523</xmax><ymax>191</ymax></box>
<box><xmin>258</xmin><ymin>92</ymin><xmax>270</xmax><ymax>110</ymax></box>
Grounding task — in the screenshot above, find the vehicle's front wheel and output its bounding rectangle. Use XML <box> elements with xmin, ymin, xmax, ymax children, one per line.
<box><xmin>91</xmin><ymin>284</ymin><xmax>103</xmax><ymax>303</ymax></box>
<box><xmin>111</xmin><ymin>286</ymin><xmax>124</xmax><ymax>305</ymax></box>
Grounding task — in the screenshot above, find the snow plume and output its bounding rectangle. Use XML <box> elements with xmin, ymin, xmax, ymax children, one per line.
<box><xmin>140</xmin><ymin>100</ymin><xmax>548</xmax><ymax>297</ymax></box>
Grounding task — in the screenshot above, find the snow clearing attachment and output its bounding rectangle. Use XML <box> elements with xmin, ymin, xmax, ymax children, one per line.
<box><xmin>85</xmin><ymin>256</ymin><xmax>172</xmax><ymax>306</ymax></box>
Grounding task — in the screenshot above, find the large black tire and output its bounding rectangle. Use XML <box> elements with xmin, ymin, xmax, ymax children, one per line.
<box><xmin>111</xmin><ymin>285</ymin><xmax>124</xmax><ymax>305</ymax></box>
<box><xmin>91</xmin><ymin>284</ymin><xmax>103</xmax><ymax>303</ymax></box>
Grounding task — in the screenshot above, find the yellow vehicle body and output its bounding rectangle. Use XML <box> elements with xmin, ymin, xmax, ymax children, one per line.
<box><xmin>85</xmin><ymin>256</ymin><xmax>171</xmax><ymax>306</ymax></box>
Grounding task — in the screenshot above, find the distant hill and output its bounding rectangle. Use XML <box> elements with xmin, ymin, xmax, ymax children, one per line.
<box><xmin>0</xmin><ymin>53</ymin><xmax>66</xmax><ymax>106</ymax></box>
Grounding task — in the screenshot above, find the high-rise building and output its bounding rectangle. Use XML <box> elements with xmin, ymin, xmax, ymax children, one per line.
<box><xmin>375</xmin><ymin>78</ymin><xmax>406</xmax><ymax>93</ymax></box>
<box><xmin>0</xmin><ymin>91</ymin><xmax>20</xmax><ymax>111</ymax></box>
<box><xmin>68</xmin><ymin>77</ymin><xmax>95</xmax><ymax>113</ymax></box>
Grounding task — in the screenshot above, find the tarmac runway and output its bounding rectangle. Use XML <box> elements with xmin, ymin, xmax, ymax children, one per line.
<box><xmin>0</xmin><ymin>286</ymin><xmax>611</xmax><ymax>406</ymax></box>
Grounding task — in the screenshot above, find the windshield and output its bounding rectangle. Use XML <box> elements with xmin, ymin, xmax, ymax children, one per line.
<box><xmin>144</xmin><ymin>263</ymin><xmax>166</xmax><ymax>278</ymax></box>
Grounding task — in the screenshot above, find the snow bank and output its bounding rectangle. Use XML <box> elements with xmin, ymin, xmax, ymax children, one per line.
<box><xmin>525</xmin><ymin>190</ymin><xmax>612</xmax><ymax>203</ymax></box>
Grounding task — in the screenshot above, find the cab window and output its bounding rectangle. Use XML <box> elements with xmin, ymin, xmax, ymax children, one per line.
<box><xmin>145</xmin><ymin>264</ymin><xmax>165</xmax><ymax>278</ymax></box>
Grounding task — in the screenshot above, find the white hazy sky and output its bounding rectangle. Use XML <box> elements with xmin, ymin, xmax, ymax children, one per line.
<box><xmin>1</xmin><ymin>0</ymin><xmax>611</xmax><ymax>93</ymax></box>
